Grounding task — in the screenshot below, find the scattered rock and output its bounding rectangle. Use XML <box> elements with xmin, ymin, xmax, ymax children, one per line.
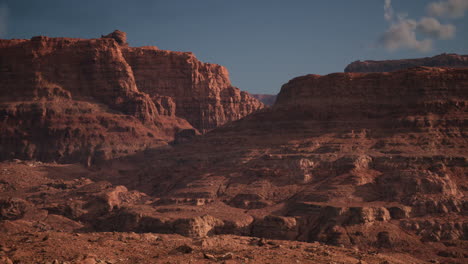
<box><xmin>0</xmin><ymin>198</ymin><xmax>28</xmax><ymax>220</ymax></box>
<box><xmin>203</xmin><ymin>253</ymin><xmax>217</xmax><ymax>260</ymax></box>
<box><xmin>376</xmin><ymin>232</ymin><xmax>391</xmax><ymax>248</ymax></box>
<box><xmin>437</xmin><ymin>250</ymin><xmax>464</xmax><ymax>258</ymax></box>
<box><xmin>218</xmin><ymin>252</ymin><xmax>233</xmax><ymax>260</ymax></box>
<box><xmin>174</xmin><ymin>244</ymin><xmax>193</xmax><ymax>254</ymax></box>
<box><xmin>0</xmin><ymin>256</ymin><xmax>13</xmax><ymax>264</ymax></box>
<box><xmin>258</xmin><ymin>238</ymin><xmax>267</xmax><ymax>246</ymax></box>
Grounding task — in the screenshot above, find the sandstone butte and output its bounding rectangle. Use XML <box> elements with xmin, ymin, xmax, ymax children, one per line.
<box><xmin>0</xmin><ymin>66</ymin><xmax>466</xmax><ymax>263</ymax></box>
<box><xmin>0</xmin><ymin>30</ymin><xmax>264</xmax><ymax>165</ymax></box>
<box><xmin>345</xmin><ymin>53</ymin><xmax>468</xmax><ymax>73</ymax></box>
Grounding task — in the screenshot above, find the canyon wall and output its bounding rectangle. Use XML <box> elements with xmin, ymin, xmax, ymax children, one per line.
<box><xmin>1</xmin><ymin>66</ymin><xmax>466</xmax><ymax>261</ymax></box>
<box><xmin>75</xmin><ymin>67</ymin><xmax>465</xmax><ymax>255</ymax></box>
<box><xmin>0</xmin><ymin>31</ymin><xmax>263</xmax><ymax>163</ymax></box>
<box><xmin>277</xmin><ymin>67</ymin><xmax>467</xmax><ymax>121</ymax></box>
<box><xmin>122</xmin><ymin>46</ymin><xmax>263</xmax><ymax>132</ymax></box>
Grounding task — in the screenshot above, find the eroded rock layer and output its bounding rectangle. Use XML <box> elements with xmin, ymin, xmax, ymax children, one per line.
<box><xmin>68</xmin><ymin>67</ymin><xmax>465</xmax><ymax>261</ymax></box>
<box><xmin>1</xmin><ymin>62</ymin><xmax>466</xmax><ymax>262</ymax></box>
<box><xmin>0</xmin><ymin>31</ymin><xmax>263</xmax><ymax>163</ymax></box>
<box><xmin>345</xmin><ymin>53</ymin><xmax>468</xmax><ymax>73</ymax></box>
<box><xmin>122</xmin><ymin>47</ymin><xmax>264</xmax><ymax>132</ymax></box>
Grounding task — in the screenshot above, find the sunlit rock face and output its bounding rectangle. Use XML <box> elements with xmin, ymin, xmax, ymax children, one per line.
<box><xmin>0</xmin><ymin>31</ymin><xmax>263</xmax><ymax>164</ymax></box>
<box><xmin>122</xmin><ymin>47</ymin><xmax>264</xmax><ymax>132</ymax></box>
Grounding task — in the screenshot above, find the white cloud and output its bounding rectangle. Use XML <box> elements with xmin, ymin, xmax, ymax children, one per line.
<box><xmin>417</xmin><ymin>17</ymin><xmax>456</xmax><ymax>39</ymax></box>
<box><xmin>0</xmin><ymin>3</ymin><xmax>8</xmax><ymax>38</ymax></box>
<box><xmin>378</xmin><ymin>0</ymin><xmax>459</xmax><ymax>52</ymax></box>
<box><xmin>379</xmin><ymin>19</ymin><xmax>433</xmax><ymax>52</ymax></box>
<box><xmin>428</xmin><ymin>0</ymin><xmax>468</xmax><ymax>18</ymax></box>
<box><xmin>384</xmin><ymin>0</ymin><xmax>394</xmax><ymax>21</ymax></box>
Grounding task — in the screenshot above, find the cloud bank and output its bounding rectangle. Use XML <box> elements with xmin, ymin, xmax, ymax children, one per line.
<box><xmin>428</xmin><ymin>0</ymin><xmax>468</xmax><ymax>18</ymax></box>
<box><xmin>378</xmin><ymin>0</ymin><xmax>463</xmax><ymax>52</ymax></box>
<box><xmin>379</xmin><ymin>19</ymin><xmax>433</xmax><ymax>52</ymax></box>
<box><xmin>417</xmin><ymin>17</ymin><xmax>455</xmax><ymax>39</ymax></box>
<box><xmin>0</xmin><ymin>3</ymin><xmax>8</xmax><ymax>38</ymax></box>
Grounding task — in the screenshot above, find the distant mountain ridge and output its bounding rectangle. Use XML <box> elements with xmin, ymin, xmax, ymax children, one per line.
<box><xmin>251</xmin><ymin>94</ymin><xmax>277</xmax><ymax>106</ymax></box>
<box><xmin>345</xmin><ymin>53</ymin><xmax>468</xmax><ymax>72</ymax></box>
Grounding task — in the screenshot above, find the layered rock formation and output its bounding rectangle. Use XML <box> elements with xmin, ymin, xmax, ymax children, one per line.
<box><xmin>0</xmin><ymin>31</ymin><xmax>263</xmax><ymax>163</ymax></box>
<box><xmin>59</xmin><ymin>66</ymin><xmax>464</xmax><ymax>262</ymax></box>
<box><xmin>123</xmin><ymin>47</ymin><xmax>264</xmax><ymax>132</ymax></box>
<box><xmin>345</xmin><ymin>53</ymin><xmax>468</xmax><ymax>72</ymax></box>
<box><xmin>1</xmin><ymin>44</ymin><xmax>467</xmax><ymax>262</ymax></box>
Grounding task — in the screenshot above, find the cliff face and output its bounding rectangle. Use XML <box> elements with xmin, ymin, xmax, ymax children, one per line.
<box><xmin>277</xmin><ymin>67</ymin><xmax>467</xmax><ymax>122</ymax></box>
<box><xmin>64</xmin><ymin>67</ymin><xmax>465</xmax><ymax>260</ymax></box>
<box><xmin>122</xmin><ymin>47</ymin><xmax>264</xmax><ymax>132</ymax></box>
<box><xmin>0</xmin><ymin>31</ymin><xmax>263</xmax><ymax>163</ymax></box>
<box><xmin>1</xmin><ymin>67</ymin><xmax>466</xmax><ymax>262</ymax></box>
<box><xmin>0</xmin><ymin>35</ymin><xmax>192</xmax><ymax>164</ymax></box>
<box><xmin>345</xmin><ymin>53</ymin><xmax>468</xmax><ymax>73</ymax></box>
<box><xmin>0</xmin><ymin>36</ymin><xmax>158</xmax><ymax>122</ymax></box>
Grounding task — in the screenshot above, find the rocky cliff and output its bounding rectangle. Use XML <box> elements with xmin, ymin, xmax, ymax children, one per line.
<box><xmin>1</xmin><ymin>67</ymin><xmax>467</xmax><ymax>262</ymax></box>
<box><xmin>49</xmin><ymin>66</ymin><xmax>464</xmax><ymax>262</ymax></box>
<box><xmin>1</xmin><ymin>40</ymin><xmax>467</xmax><ymax>261</ymax></box>
<box><xmin>345</xmin><ymin>53</ymin><xmax>468</xmax><ymax>72</ymax></box>
<box><xmin>277</xmin><ymin>67</ymin><xmax>467</xmax><ymax>124</ymax></box>
<box><xmin>122</xmin><ymin>46</ymin><xmax>263</xmax><ymax>132</ymax></box>
<box><xmin>0</xmin><ymin>31</ymin><xmax>263</xmax><ymax>163</ymax></box>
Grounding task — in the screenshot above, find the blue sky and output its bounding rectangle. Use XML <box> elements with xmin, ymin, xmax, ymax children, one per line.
<box><xmin>1</xmin><ymin>0</ymin><xmax>467</xmax><ymax>94</ymax></box>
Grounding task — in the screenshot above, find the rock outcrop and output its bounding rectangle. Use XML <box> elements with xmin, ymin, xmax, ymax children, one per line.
<box><xmin>345</xmin><ymin>53</ymin><xmax>468</xmax><ymax>72</ymax></box>
<box><xmin>0</xmin><ymin>31</ymin><xmax>263</xmax><ymax>163</ymax></box>
<box><xmin>102</xmin><ymin>30</ymin><xmax>127</xmax><ymax>46</ymax></box>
